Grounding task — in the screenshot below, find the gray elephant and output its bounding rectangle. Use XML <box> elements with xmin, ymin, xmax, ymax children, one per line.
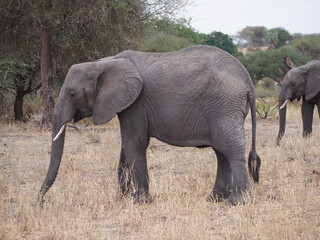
<box><xmin>39</xmin><ymin>45</ymin><xmax>261</xmax><ymax>205</ymax></box>
<box><xmin>277</xmin><ymin>60</ymin><xmax>320</xmax><ymax>145</ymax></box>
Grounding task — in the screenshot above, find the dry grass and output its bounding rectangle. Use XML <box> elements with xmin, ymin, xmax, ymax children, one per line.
<box><xmin>1</xmin><ymin>106</ymin><xmax>320</xmax><ymax>240</ymax></box>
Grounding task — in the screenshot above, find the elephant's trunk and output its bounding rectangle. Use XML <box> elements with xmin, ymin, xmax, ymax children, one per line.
<box><xmin>38</xmin><ymin>116</ymin><xmax>66</xmax><ymax>203</ymax></box>
<box><xmin>277</xmin><ymin>97</ymin><xmax>287</xmax><ymax>145</ymax></box>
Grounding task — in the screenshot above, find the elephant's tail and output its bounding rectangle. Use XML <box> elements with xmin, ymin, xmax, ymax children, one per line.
<box><xmin>248</xmin><ymin>90</ymin><xmax>261</xmax><ymax>183</ymax></box>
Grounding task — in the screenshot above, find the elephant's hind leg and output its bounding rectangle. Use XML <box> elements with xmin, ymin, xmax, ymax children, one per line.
<box><xmin>227</xmin><ymin>150</ymin><xmax>250</xmax><ymax>205</ymax></box>
<box><xmin>118</xmin><ymin>148</ymin><xmax>133</xmax><ymax>197</ymax></box>
<box><xmin>207</xmin><ymin>150</ymin><xmax>232</xmax><ymax>202</ymax></box>
<box><xmin>210</xmin><ymin>121</ymin><xmax>250</xmax><ymax>205</ymax></box>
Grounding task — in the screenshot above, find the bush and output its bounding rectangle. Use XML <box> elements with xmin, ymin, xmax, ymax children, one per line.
<box><xmin>256</xmin><ymin>97</ymin><xmax>278</xmax><ymax>119</ymax></box>
<box><xmin>139</xmin><ymin>33</ymin><xmax>193</xmax><ymax>52</ymax></box>
<box><xmin>255</xmin><ymin>77</ymin><xmax>280</xmax><ymax>98</ymax></box>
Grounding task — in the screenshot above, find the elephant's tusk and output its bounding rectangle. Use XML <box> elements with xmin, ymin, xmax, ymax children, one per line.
<box><xmin>53</xmin><ymin>123</ymin><xmax>67</xmax><ymax>142</ymax></box>
<box><xmin>280</xmin><ymin>99</ymin><xmax>290</xmax><ymax>109</ymax></box>
<box><xmin>269</xmin><ymin>103</ymin><xmax>279</xmax><ymax>111</ymax></box>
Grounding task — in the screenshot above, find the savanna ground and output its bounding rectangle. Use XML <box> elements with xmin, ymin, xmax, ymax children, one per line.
<box><xmin>0</xmin><ymin>104</ymin><xmax>320</xmax><ymax>240</ymax></box>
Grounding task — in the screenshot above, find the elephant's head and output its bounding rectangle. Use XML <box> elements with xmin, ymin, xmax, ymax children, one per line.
<box><xmin>277</xmin><ymin>60</ymin><xmax>320</xmax><ymax>144</ymax></box>
<box><xmin>39</xmin><ymin>57</ymin><xmax>143</xmax><ymax>201</ymax></box>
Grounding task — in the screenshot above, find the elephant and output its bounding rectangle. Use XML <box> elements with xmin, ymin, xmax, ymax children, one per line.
<box><xmin>38</xmin><ymin>45</ymin><xmax>261</xmax><ymax>205</ymax></box>
<box><xmin>277</xmin><ymin>60</ymin><xmax>320</xmax><ymax>145</ymax></box>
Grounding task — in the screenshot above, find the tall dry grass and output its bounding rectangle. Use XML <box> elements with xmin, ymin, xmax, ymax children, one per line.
<box><xmin>0</xmin><ymin>106</ymin><xmax>319</xmax><ymax>240</ymax></box>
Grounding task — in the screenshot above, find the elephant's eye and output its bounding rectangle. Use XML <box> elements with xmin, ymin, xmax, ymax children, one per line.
<box><xmin>70</xmin><ymin>91</ymin><xmax>76</xmax><ymax>97</ymax></box>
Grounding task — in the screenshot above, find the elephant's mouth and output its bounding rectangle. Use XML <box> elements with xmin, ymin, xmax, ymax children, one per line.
<box><xmin>280</xmin><ymin>95</ymin><xmax>302</xmax><ymax>109</ymax></box>
<box><xmin>290</xmin><ymin>95</ymin><xmax>301</xmax><ymax>102</ymax></box>
<box><xmin>74</xmin><ymin>107</ymin><xmax>92</xmax><ymax>122</ymax></box>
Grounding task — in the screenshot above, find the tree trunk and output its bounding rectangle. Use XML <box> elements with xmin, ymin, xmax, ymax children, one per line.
<box><xmin>14</xmin><ymin>87</ymin><xmax>25</xmax><ymax>122</ymax></box>
<box><xmin>39</xmin><ymin>23</ymin><xmax>54</xmax><ymax>129</ymax></box>
<box><xmin>284</xmin><ymin>53</ymin><xmax>296</xmax><ymax>70</ymax></box>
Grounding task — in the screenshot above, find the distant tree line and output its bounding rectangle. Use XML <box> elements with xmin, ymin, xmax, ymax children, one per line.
<box><xmin>0</xmin><ymin>1</ymin><xmax>319</xmax><ymax>123</ymax></box>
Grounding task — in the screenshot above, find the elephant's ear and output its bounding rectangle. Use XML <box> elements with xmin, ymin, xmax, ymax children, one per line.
<box><xmin>92</xmin><ymin>58</ymin><xmax>143</xmax><ymax>125</ymax></box>
<box><xmin>305</xmin><ymin>61</ymin><xmax>320</xmax><ymax>101</ymax></box>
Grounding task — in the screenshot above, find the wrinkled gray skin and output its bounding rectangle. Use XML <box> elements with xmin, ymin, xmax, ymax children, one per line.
<box><xmin>277</xmin><ymin>60</ymin><xmax>320</xmax><ymax>145</ymax></box>
<box><xmin>39</xmin><ymin>46</ymin><xmax>261</xmax><ymax>205</ymax></box>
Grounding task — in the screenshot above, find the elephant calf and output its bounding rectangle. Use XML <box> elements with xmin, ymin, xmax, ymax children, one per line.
<box><xmin>39</xmin><ymin>45</ymin><xmax>261</xmax><ymax>205</ymax></box>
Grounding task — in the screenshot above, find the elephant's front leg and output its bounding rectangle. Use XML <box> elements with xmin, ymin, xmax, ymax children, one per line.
<box><xmin>117</xmin><ymin>103</ymin><xmax>150</xmax><ymax>203</ymax></box>
<box><xmin>301</xmin><ymin>100</ymin><xmax>314</xmax><ymax>137</ymax></box>
<box><xmin>207</xmin><ymin>150</ymin><xmax>232</xmax><ymax>202</ymax></box>
<box><xmin>123</xmin><ymin>144</ymin><xmax>151</xmax><ymax>203</ymax></box>
<box><xmin>118</xmin><ymin>148</ymin><xmax>133</xmax><ymax>197</ymax></box>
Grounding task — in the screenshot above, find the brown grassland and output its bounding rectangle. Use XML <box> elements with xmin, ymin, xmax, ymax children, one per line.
<box><xmin>0</xmin><ymin>104</ymin><xmax>319</xmax><ymax>240</ymax></box>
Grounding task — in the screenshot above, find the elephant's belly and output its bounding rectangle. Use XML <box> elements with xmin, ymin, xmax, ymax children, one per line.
<box><xmin>148</xmin><ymin>119</ymin><xmax>212</xmax><ymax>148</ymax></box>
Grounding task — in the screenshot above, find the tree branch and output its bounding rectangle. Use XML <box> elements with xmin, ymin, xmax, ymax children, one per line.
<box><xmin>283</xmin><ymin>53</ymin><xmax>296</xmax><ymax>70</ymax></box>
<box><xmin>23</xmin><ymin>82</ymin><xmax>41</xmax><ymax>96</ymax></box>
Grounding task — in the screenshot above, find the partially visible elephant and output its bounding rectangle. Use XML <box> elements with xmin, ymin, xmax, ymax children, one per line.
<box><xmin>38</xmin><ymin>45</ymin><xmax>261</xmax><ymax>205</ymax></box>
<box><xmin>277</xmin><ymin>60</ymin><xmax>320</xmax><ymax>145</ymax></box>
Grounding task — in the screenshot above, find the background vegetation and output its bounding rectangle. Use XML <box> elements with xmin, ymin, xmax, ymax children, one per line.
<box><xmin>0</xmin><ymin>1</ymin><xmax>320</xmax><ymax>123</ymax></box>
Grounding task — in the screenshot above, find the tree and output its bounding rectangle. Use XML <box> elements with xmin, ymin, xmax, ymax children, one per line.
<box><xmin>240</xmin><ymin>46</ymin><xmax>310</xmax><ymax>84</ymax></box>
<box><xmin>237</xmin><ymin>26</ymin><xmax>267</xmax><ymax>46</ymax></box>
<box><xmin>170</xmin><ymin>18</ymin><xmax>205</xmax><ymax>45</ymax></box>
<box><xmin>0</xmin><ymin>55</ymin><xmax>41</xmax><ymax>121</ymax></box>
<box><xmin>266</xmin><ymin>27</ymin><xmax>291</xmax><ymax>49</ymax></box>
<box><xmin>1</xmin><ymin>0</ymin><xmax>190</xmax><ymax>126</ymax></box>
<box><xmin>291</xmin><ymin>34</ymin><xmax>320</xmax><ymax>59</ymax></box>
<box><xmin>140</xmin><ymin>17</ymin><xmax>205</xmax><ymax>52</ymax></box>
<box><xmin>39</xmin><ymin>0</ymin><xmax>54</xmax><ymax>128</ymax></box>
<box><xmin>0</xmin><ymin>1</ymin><xmax>41</xmax><ymax>121</ymax></box>
<box><xmin>204</xmin><ymin>31</ymin><xmax>238</xmax><ymax>55</ymax></box>
<box><xmin>139</xmin><ymin>33</ymin><xmax>193</xmax><ymax>52</ymax></box>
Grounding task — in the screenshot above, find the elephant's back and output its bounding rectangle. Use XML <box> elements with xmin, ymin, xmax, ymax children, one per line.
<box><xmin>120</xmin><ymin>46</ymin><xmax>251</xmax><ymax>88</ymax></box>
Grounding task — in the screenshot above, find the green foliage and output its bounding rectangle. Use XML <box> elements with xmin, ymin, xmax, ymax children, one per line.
<box><xmin>266</xmin><ymin>28</ymin><xmax>291</xmax><ymax>49</ymax></box>
<box><xmin>0</xmin><ymin>0</ymin><xmax>191</xmax><ymax>120</ymax></box>
<box><xmin>0</xmin><ymin>55</ymin><xmax>40</xmax><ymax>96</ymax></box>
<box><xmin>139</xmin><ymin>33</ymin><xmax>193</xmax><ymax>52</ymax></box>
<box><xmin>144</xmin><ymin>18</ymin><xmax>205</xmax><ymax>47</ymax></box>
<box><xmin>0</xmin><ymin>55</ymin><xmax>40</xmax><ymax>121</ymax></box>
<box><xmin>169</xmin><ymin>18</ymin><xmax>205</xmax><ymax>45</ymax></box>
<box><xmin>240</xmin><ymin>46</ymin><xmax>311</xmax><ymax>84</ymax></box>
<box><xmin>0</xmin><ymin>0</ymin><xmax>164</xmax><ymax>93</ymax></box>
<box><xmin>237</xmin><ymin>26</ymin><xmax>268</xmax><ymax>46</ymax></box>
<box><xmin>204</xmin><ymin>31</ymin><xmax>238</xmax><ymax>55</ymax></box>
<box><xmin>292</xmin><ymin>35</ymin><xmax>320</xmax><ymax>59</ymax></box>
<box><xmin>256</xmin><ymin>97</ymin><xmax>278</xmax><ymax>119</ymax></box>
<box><xmin>139</xmin><ymin>17</ymin><xmax>205</xmax><ymax>52</ymax></box>
<box><xmin>255</xmin><ymin>78</ymin><xmax>280</xmax><ymax>98</ymax></box>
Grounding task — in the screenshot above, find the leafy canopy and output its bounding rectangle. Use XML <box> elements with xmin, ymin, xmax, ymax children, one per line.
<box><xmin>292</xmin><ymin>35</ymin><xmax>320</xmax><ymax>59</ymax></box>
<box><xmin>266</xmin><ymin>28</ymin><xmax>291</xmax><ymax>49</ymax></box>
<box><xmin>204</xmin><ymin>31</ymin><xmax>238</xmax><ymax>55</ymax></box>
<box><xmin>240</xmin><ymin>46</ymin><xmax>311</xmax><ymax>84</ymax></box>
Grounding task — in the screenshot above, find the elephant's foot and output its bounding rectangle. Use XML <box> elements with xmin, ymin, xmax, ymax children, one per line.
<box><xmin>132</xmin><ymin>190</ymin><xmax>152</xmax><ymax>204</ymax></box>
<box><xmin>227</xmin><ymin>190</ymin><xmax>246</xmax><ymax>205</ymax></box>
<box><xmin>303</xmin><ymin>131</ymin><xmax>312</xmax><ymax>138</ymax></box>
<box><xmin>206</xmin><ymin>189</ymin><xmax>231</xmax><ymax>202</ymax></box>
<box><xmin>119</xmin><ymin>184</ymin><xmax>133</xmax><ymax>198</ymax></box>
